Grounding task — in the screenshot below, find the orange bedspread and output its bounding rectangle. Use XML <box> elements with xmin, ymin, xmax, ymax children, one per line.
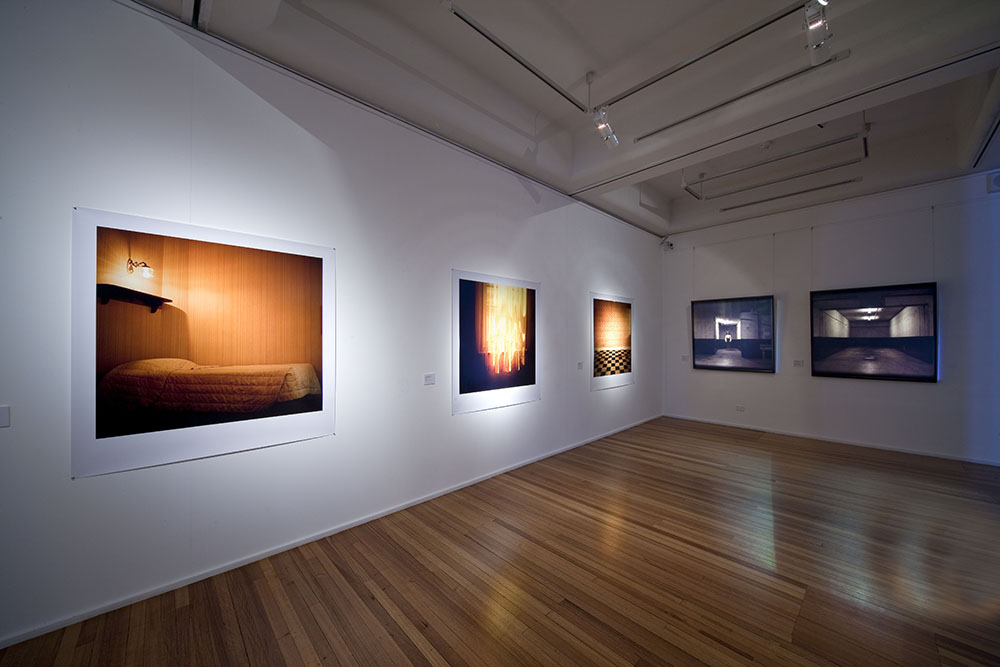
<box><xmin>98</xmin><ymin>358</ymin><xmax>321</xmax><ymax>413</ymax></box>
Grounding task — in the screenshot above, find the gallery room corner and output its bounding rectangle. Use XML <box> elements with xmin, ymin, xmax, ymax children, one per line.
<box><xmin>661</xmin><ymin>179</ymin><xmax>1000</xmax><ymax>466</ymax></box>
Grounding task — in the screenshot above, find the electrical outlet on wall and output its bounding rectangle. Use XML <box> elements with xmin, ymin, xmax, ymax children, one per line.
<box><xmin>577</xmin><ymin>361</ymin><xmax>583</xmax><ymax>370</ymax></box>
<box><xmin>793</xmin><ymin>359</ymin><xmax>805</xmax><ymax>367</ymax></box>
<box><xmin>423</xmin><ymin>373</ymin><xmax>436</xmax><ymax>386</ymax></box>
<box><xmin>681</xmin><ymin>354</ymin><xmax>690</xmax><ymax>361</ymax></box>
<box><xmin>735</xmin><ymin>405</ymin><xmax>746</xmax><ymax>413</ymax></box>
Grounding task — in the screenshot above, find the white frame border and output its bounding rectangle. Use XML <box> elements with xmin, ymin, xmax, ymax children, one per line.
<box><xmin>590</xmin><ymin>291</ymin><xmax>635</xmax><ymax>391</ymax></box>
<box><xmin>72</xmin><ymin>207</ymin><xmax>336</xmax><ymax>478</ymax></box>
<box><xmin>452</xmin><ymin>269</ymin><xmax>541</xmax><ymax>415</ymax></box>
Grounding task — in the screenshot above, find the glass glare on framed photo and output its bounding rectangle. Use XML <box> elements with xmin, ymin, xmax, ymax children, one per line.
<box><xmin>691</xmin><ymin>296</ymin><xmax>775</xmax><ymax>372</ymax></box>
<box><xmin>592</xmin><ymin>293</ymin><xmax>634</xmax><ymax>391</ymax></box>
<box><xmin>452</xmin><ymin>270</ymin><xmax>540</xmax><ymax>414</ymax></box>
<box><xmin>811</xmin><ymin>282</ymin><xmax>937</xmax><ymax>381</ymax></box>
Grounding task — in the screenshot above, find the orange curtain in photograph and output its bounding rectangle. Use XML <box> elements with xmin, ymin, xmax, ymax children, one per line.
<box><xmin>475</xmin><ymin>282</ymin><xmax>528</xmax><ymax>376</ymax></box>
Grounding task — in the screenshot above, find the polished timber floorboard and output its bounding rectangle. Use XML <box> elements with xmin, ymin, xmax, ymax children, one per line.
<box><xmin>4</xmin><ymin>418</ymin><xmax>1000</xmax><ymax>666</ymax></box>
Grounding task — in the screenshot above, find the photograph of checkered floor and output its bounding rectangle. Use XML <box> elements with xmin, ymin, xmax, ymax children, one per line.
<box><xmin>594</xmin><ymin>348</ymin><xmax>631</xmax><ymax>376</ymax></box>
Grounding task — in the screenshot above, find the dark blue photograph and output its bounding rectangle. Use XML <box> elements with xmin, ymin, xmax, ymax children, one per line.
<box><xmin>692</xmin><ymin>296</ymin><xmax>775</xmax><ymax>372</ymax></box>
<box><xmin>811</xmin><ymin>282</ymin><xmax>937</xmax><ymax>381</ymax></box>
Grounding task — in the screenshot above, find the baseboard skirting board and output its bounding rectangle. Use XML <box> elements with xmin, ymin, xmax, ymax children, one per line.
<box><xmin>659</xmin><ymin>412</ymin><xmax>1000</xmax><ymax>467</ymax></box>
<box><xmin>0</xmin><ymin>414</ymin><xmax>659</xmax><ymax>649</ymax></box>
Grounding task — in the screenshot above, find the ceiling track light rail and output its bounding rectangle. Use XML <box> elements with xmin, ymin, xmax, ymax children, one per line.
<box><xmin>449</xmin><ymin>4</ymin><xmax>587</xmax><ymax>113</ymax></box>
<box><xmin>449</xmin><ymin>1</ymin><xmax>838</xmax><ymax>149</ymax></box>
<box><xmin>597</xmin><ymin>0</ymin><xmax>807</xmax><ymax>110</ymax></box>
<box><xmin>682</xmin><ymin>130</ymin><xmax>863</xmax><ymax>190</ymax></box>
<box><xmin>573</xmin><ymin>42</ymin><xmax>1000</xmax><ymax>198</ymax></box>
<box><xmin>687</xmin><ymin>156</ymin><xmax>864</xmax><ymax>201</ymax></box>
<box><xmin>635</xmin><ymin>48</ymin><xmax>851</xmax><ymax>143</ymax></box>
<box><xmin>718</xmin><ymin>176</ymin><xmax>861</xmax><ymax>212</ymax></box>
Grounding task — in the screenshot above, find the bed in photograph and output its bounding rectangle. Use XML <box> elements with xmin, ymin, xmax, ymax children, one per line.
<box><xmin>97</xmin><ymin>358</ymin><xmax>322</xmax><ymax>437</ymax></box>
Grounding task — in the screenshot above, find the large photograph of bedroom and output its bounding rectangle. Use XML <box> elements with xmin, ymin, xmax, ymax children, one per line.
<box><xmin>95</xmin><ymin>226</ymin><xmax>323</xmax><ymax>438</ymax></box>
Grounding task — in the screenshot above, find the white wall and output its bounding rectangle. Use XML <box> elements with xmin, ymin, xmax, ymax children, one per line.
<box><xmin>0</xmin><ymin>1</ymin><xmax>662</xmax><ymax>646</ymax></box>
<box><xmin>663</xmin><ymin>175</ymin><xmax>1000</xmax><ymax>466</ymax></box>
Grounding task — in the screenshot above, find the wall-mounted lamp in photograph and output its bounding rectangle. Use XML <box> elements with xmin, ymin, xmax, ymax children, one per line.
<box><xmin>126</xmin><ymin>257</ymin><xmax>154</xmax><ymax>279</ymax></box>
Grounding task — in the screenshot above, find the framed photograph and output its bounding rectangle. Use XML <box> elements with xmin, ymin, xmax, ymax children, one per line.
<box><xmin>452</xmin><ymin>270</ymin><xmax>540</xmax><ymax>414</ymax></box>
<box><xmin>72</xmin><ymin>207</ymin><xmax>335</xmax><ymax>477</ymax></box>
<box><xmin>811</xmin><ymin>282</ymin><xmax>937</xmax><ymax>382</ymax></box>
<box><xmin>691</xmin><ymin>295</ymin><xmax>775</xmax><ymax>372</ymax></box>
<box><xmin>591</xmin><ymin>293</ymin><xmax>634</xmax><ymax>391</ymax></box>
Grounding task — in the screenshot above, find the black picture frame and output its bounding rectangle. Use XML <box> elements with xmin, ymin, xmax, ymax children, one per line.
<box><xmin>691</xmin><ymin>295</ymin><xmax>775</xmax><ymax>373</ymax></box>
<box><xmin>810</xmin><ymin>282</ymin><xmax>938</xmax><ymax>382</ymax></box>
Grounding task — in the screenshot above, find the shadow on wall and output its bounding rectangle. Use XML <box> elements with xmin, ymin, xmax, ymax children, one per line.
<box><xmin>97</xmin><ymin>301</ymin><xmax>191</xmax><ymax>379</ymax></box>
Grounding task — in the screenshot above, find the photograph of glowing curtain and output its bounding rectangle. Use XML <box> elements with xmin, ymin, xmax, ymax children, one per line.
<box><xmin>459</xmin><ymin>278</ymin><xmax>536</xmax><ymax>394</ymax></box>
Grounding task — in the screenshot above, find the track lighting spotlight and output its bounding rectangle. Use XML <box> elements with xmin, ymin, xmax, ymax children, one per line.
<box><xmin>593</xmin><ymin>107</ymin><xmax>619</xmax><ymax>147</ymax></box>
<box><xmin>804</xmin><ymin>0</ymin><xmax>832</xmax><ymax>66</ymax></box>
<box><xmin>586</xmin><ymin>71</ymin><xmax>619</xmax><ymax>147</ymax></box>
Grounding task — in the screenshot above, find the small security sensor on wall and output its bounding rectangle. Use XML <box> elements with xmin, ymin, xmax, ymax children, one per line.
<box><xmin>660</xmin><ymin>237</ymin><xmax>674</xmax><ymax>250</ymax></box>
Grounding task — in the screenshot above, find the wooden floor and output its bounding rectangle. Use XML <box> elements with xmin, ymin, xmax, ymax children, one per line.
<box><xmin>4</xmin><ymin>417</ymin><xmax>1000</xmax><ymax>666</ymax></box>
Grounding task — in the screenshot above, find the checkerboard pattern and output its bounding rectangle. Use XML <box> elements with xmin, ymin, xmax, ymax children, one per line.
<box><xmin>594</xmin><ymin>348</ymin><xmax>631</xmax><ymax>377</ymax></box>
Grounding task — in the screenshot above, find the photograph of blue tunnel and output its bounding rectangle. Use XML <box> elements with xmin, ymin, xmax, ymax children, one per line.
<box><xmin>691</xmin><ymin>296</ymin><xmax>775</xmax><ymax>372</ymax></box>
<box><xmin>811</xmin><ymin>283</ymin><xmax>937</xmax><ymax>381</ymax></box>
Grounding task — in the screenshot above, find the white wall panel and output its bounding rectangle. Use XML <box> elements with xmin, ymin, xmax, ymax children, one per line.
<box><xmin>692</xmin><ymin>235</ymin><xmax>774</xmax><ymax>298</ymax></box>
<box><xmin>810</xmin><ymin>209</ymin><xmax>934</xmax><ymax>290</ymax></box>
<box><xmin>0</xmin><ymin>0</ymin><xmax>661</xmax><ymax>646</ymax></box>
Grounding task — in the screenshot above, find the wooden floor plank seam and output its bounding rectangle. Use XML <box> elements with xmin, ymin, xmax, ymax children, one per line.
<box><xmin>4</xmin><ymin>417</ymin><xmax>999</xmax><ymax>666</ymax></box>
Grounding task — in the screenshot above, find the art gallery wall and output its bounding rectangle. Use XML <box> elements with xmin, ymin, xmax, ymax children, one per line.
<box><xmin>662</xmin><ymin>174</ymin><xmax>1000</xmax><ymax>465</ymax></box>
<box><xmin>0</xmin><ymin>0</ymin><xmax>662</xmax><ymax>646</ymax></box>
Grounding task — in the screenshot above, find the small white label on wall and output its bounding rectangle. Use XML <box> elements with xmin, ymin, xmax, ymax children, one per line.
<box><xmin>423</xmin><ymin>373</ymin><xmax>436</xmax><ymax>386</ymax></box>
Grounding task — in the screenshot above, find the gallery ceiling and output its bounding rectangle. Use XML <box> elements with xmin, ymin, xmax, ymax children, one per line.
<box><xmin>135</xmin><ymin>0</ymin><xmax>1000</xmax><ymax>236</ymax></box>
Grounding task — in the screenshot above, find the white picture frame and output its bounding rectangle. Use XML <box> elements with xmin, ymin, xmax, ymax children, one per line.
<box><xmin>71</xmin><ymin>207</ymin><xmax>335</xmax><ymax>477</ymax></box>
<box><xmin>591</xmin><ymin>291</ymin><xmax>635</xmax><ymax>391</ymax></box>
<box><xmin>452</xmin><ymin>269</ymin><xmax>541</xmax><ymax>415</ymax></box>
